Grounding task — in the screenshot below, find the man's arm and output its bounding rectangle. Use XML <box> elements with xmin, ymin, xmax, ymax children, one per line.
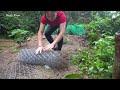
<box><xmin>37</xmin><ymin>23</ymin><xmax>45</xmax><ymax>47</ymax></box>
<box><xmin>52</xmin><ymin>21</ymin><xmax>66</xmax><ymax>46</ymax></box>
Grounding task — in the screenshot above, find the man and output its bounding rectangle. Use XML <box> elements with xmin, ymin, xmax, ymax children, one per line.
<box><xmin>35</xmin><ymin>11</ymin><xmax>67</xmax><ymax>54</ymax></box>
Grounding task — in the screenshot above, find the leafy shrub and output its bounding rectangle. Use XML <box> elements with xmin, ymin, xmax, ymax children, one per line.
<box><xmin>68</xmin><ymin>36</ymin><xmax>114</xmax><ymax>79</ymax></box>
<box><xmin>9</xmin><ymin>29</ymin><xmax>33</xmax><ymax>47</ymax></box>
<box><xmin>0</xmin><ymin>11</ymin><xmax>41</xmax><ymax>38</ymax></box>
<box><xmin>85</xmin><ymin>12</ymin><xmax>120</xmax><ymax>46</ymax></box>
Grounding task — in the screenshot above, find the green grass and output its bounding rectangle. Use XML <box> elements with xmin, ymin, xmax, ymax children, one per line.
<box><xmin>10</xmin><ymin>48</ymin><xmax>21</xmax><ymax>54</ymax></box>
<box><xmin>63</xmin><ymin>37</ymin><xmax>68</xmax><ymax>44</ymax></box>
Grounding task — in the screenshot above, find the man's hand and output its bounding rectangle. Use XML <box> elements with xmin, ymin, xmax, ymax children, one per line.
<box><xmin>44</xmin><ymin>43</ymin><xmax>55</xmax><ymax>51</ymax></box>
<box><xmin>35</xmin><ymin>46</ymin><xmax>44</xmax><ymax>54</ymax></box>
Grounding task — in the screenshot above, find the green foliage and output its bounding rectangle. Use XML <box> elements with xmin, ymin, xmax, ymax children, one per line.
<box><xmin>65</xmin><ymin>73</ymin><xmax>81</xmax><ymax>79</ymax></box>
<box><xmin>94</xmin><ymin>36</ymin><xmax>115</xmax><ymax>62</ymax></box>
<box><xmin>66</xmin><ymin>12</ymin><xmax>119</xmax><ymax>79</ymax></box>
<box><xmin>0</xmin><ymin>11</ymin><xmax>41</xmax><ymax>38</ymax></box>
<box><xmin>69</xmin><ymin>36</ymin><xmax>114</xmax><ymax>79</ymax></box>
<box><xmin>9</xmin><ymin>29</ymin><xmax>33</xmax><ymax>46</ymax></box>
<box><xmin>76</xmin><ymin>17</ymin><xmax>84</xmax><ymax>24</ymax></box>
<box><xmin>85</xmin><ymin>11</ymin><xmax>120</xmax><ymax>46</ymax></box>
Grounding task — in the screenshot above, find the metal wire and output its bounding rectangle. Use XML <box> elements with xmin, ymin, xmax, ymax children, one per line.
<box><xmin>18</xmin><ymin>49</ymin><xmax>68</xmax><ymax>69</ymax></box>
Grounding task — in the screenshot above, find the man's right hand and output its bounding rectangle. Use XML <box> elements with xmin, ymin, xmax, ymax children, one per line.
<box><xmin>35</xmin><ymin>46</ymin><xmax>44</xmax><ymax>54</ymax></box>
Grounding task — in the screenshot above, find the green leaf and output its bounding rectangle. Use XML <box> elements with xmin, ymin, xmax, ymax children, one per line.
<box><xmin>99</xmin><ymin>68</ymin><xmax>104</xmax><ymax>72</ymax></box>
<box><xmin>65</xmin><ymin>74</ymin><xmax>81</xmax><ymax>79</ymax></box>
<box><xmin>89</xmin><ymin>66</ymin><xmax>94</xmax><ymax>71</ymax></box>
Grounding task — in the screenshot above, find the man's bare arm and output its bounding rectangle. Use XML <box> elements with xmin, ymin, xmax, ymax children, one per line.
<box><xmin>37</xmin><ymin>23</ymin><xmax>45</xmax><ymax>47</ymax></box>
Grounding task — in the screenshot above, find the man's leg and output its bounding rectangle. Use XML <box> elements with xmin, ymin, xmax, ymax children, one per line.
<box><xmin>57</xmin><ymin>30</ymin><xmax>63</xmax><ymax>51</ymax></box>
<box><xmin>45</xmin><ymin>25</ymin><xmax>58</xmax><ymax>43</ymax></box>
<box><xmin>57</xmin><ymin>22</ymin><xmax>67</xmax><ymax>51</ymax></box>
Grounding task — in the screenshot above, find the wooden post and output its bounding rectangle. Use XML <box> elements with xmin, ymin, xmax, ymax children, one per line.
<box><xmin>113</xmin><ymin>31</ymin><xmax>120</xmax><ymax>79</ymax></box>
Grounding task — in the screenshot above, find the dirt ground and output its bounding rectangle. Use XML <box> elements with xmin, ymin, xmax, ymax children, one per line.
<box><xmin>0</xmin><ymin>34</ymin><xmax>88</xmax><ymax>79</ymax></box>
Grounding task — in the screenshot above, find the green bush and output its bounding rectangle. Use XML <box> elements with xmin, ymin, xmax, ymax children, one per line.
<box><xmin>0</xmin><ymin>11</ymin><xmax>41</xmax><ymax>38</ymax></box>
<box><xmin>9</xmin><ymin>29</ymin><xmax>33</xmax><ymax>47</ymax></box>
<box><xmin>85</xmin><ymin>13</ymin><xmax>120</xmax><ymax>46</ymax></box>
<box><xmin>69</xmin><ymin>36</ymin><xmax>114</xmax><ymax>79</ymax></box>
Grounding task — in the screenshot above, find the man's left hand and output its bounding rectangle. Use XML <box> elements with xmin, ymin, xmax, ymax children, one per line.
<box><xmin>44</xmin><ymin>43</ymin><xmax>55</xmax><ymax>51</ymax></box>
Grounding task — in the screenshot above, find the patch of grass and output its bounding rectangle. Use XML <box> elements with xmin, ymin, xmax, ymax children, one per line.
<box><xmin>10</xmin><ymin>48</ymin><xmax>21</xmax><ymax>54</ymax></box>
<box><xmin>0</xmin><ymin>47</ymin><xmax>2</xmax><ymax>50</ymax></box>
<box><xmin>0</xmin><ymin>46</ymin><xmax>6</xmax><ymax>49</ymax></box>
<box><xmin>63</xmin><ymin>37</ymin><xmax>68</xmax><ymax>44</ymax></box>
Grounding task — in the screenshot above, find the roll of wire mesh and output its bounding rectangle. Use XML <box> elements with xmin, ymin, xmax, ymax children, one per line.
<box><xmin>18</xmin><ymin>49</ymin><xmax>68</xmax><ymax>69</ymax></box>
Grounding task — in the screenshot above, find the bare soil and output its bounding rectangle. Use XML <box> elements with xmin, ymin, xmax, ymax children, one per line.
<box><xmin>0</xmin><ymin>35</ymin><xmax>88</xmax><ymax>79</ymax></box>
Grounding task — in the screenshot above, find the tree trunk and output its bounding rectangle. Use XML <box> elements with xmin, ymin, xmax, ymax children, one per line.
<box><xmin>112</xmin><ymin>31</ymin><xmax>120</xmax><ymax>79</ymax></box>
